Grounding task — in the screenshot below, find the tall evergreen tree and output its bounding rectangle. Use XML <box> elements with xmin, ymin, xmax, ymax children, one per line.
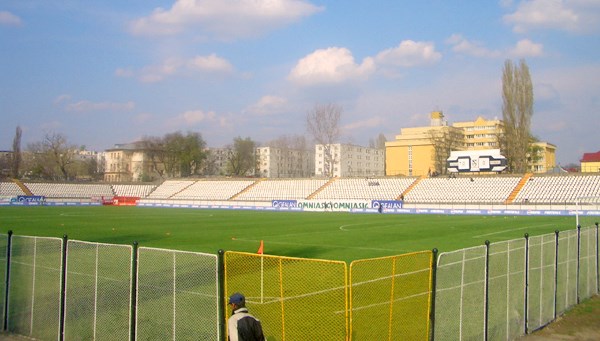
<box><xmin>501</xmin><ymin>59</ymin><xmax>534</xmax><ymax>173</ymax></box>
<box><xmin>11</xmin><ymin>126</ymin><xmax>22</xmax><ymax>178</ymax></box>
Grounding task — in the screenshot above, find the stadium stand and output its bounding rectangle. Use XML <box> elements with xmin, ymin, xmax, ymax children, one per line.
<box><xmin>311</xmin><ymin>177</ymin><xmax>417</xmax><ymax>200</ymax></box>
<box><xmin>112</xmin><ymin>184</ymin><xmax>157</xmax><ymax>198</ymax></box>
<box><xmin>146</xmin><ymin>180</ymin><xmax>194</xmax><ymax>199</ymax></box>
<box><xmin>405</xmin><ymin>176</ymin><xmax>522</xmax><ymax>203</ymax></box>
<box><xmin>0</xmin><ymin>181</ymin><xmax>27</xmax><ymax>196</ymax></box>
<box><xmin>24</xmin><ymin>182</ymin><xmax>114</xmax><ymax>199</ymax></box>
<box><xmin>3</xmin><ymin>173</ymin><xmax>599</xmax><ymax>206</ymax></box>
<box><xmin>172</xmin><ymin>179</ymin><xmax>256</xmax><ymax>200</ymax></box>
<box><xmin>234</xmin><ymin>179</ymin><xmax>329</xmax><ymax>200</ymax></box>
<box><xmin>514</xmin><ymin>174</ymin><xmax>600</xmax><ymax>204</ymax></box>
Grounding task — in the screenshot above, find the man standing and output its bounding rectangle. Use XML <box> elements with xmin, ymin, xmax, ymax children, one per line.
<box><xmin>227</xmin><ymin>293</ymin><xmax>265</xmax><ymax>341</ymax></box>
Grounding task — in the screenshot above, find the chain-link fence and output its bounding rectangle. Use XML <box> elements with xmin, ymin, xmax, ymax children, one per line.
<box><xmin>526</xmin><ymin>233</ymin><xmax>556</xmax><ymax>331</ymax></box>
<box><xmin>0</xmin><ymin>223</ymin><xmax>598</xmax><ymax>341</ymax></box>
<box><xmin>487</xmin><ymin>239</ymin><xmax>526</xmax><ymax>341</ymax></box>
<box><xmin>349</xmin><ymin>251</ymin><xmax>432</xmax><ymax>341</ymax></box>
<box><xmin>435</xmin><ymin>245</ymin><xmax>487</xmax><ymax>341</ymax></box>
<box><xmin>136</xmin><ymin>247</ymin><xmax>219</xmax><ymax>341</ymax></box>
<box><xmin>579</xmin><ymin>226</ymin><xmax>599</xmax><ymax>301</ymax></box>
<box><xmin>224</xmin><ymin>252</ymin><xmax>347</xmax><ymax>341</ymax></box>
<box><xmin>64</xmin><ymin>240</ymin><xmax>132</xmax><ymax>341</ymax></box>
<box><xmin>7</xmin><ymin>236</ymin><xmax>63</xmax><ymax>340</ymax></box>
<box><xmin>556</xmin><ymin>229</ymin><xmax>578</xmax><ymax>315</ymax></box>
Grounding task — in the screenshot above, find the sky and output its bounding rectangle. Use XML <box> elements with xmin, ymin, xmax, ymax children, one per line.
<box><xmin>1</xmin><ymin>0</ymin><xmax>599</xmax><ymax>166</ymax></box>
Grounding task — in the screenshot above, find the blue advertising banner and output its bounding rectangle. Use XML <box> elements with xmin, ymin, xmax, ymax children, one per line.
<box><xmin>11</xmin><ymin>195</ymin><xmax>46</xmax><ymax>204</ymax></box>
<box><xmin>371</xmin><ymin>200</ymin><xmax>404</xmax><ymax>209</ymax></box>
<box><xmin>272</xmin><ymin>200</ymin><xmax>298</xmax><ymax>208</ymax></box>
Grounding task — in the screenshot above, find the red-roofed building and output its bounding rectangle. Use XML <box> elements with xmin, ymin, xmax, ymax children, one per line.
<box><xmin>580</xmin><ymin>151</ymin><xmax>600</xmax><ymax>173</ymax></box>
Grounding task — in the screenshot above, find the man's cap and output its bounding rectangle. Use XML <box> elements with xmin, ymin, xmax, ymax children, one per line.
<box><xmin>228</xmin><ymin>293</ymin><xmax>245</xmax><ymax>304</ymax></box>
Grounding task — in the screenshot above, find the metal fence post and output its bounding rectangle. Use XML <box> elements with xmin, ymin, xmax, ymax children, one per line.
<box><xmin>3</xmin><ymin>230</ymin><xmax>12</xmax><ymax>332</ymax></box>
<box><xmin>59</xmin><ymin>235</ymin><xmax>68</xmax><ymax>341</ymax></box>
<box><xmin>218</xmin><ymin>249</ymin><xmax>226</xmax><ymax>341</ymax></box>
<box><xmin>429</xmin><ymin>248</ymin><xmax>438</xmax><ymax>341</ymax></box>
<box><xmin>484</xmin><ymin>240</ymin><xmax>490</xmax><ymax>341</ymax></box>
<box><xmin>130</xmin><ymin>241</ymin><xmax>139</xmax><ymax>341</ymax></box>
<box><xmin>554</xmin><ymin>230</ymin><xmax>559</xmax><ymax>320</ymax></box>
<box><xmin>596</xmin><ymin>222</ymin><xmax>600</xmax><ymax>293</ymax></box>
<box><xmin>524</xmin><ymin>233</ymin><xmax>529</xmax><ymax>335</ymax></box>
<box><xmin>576</xmin><ymin>225</ymin><xmax>581</xmax><ymax>304</ymax></box>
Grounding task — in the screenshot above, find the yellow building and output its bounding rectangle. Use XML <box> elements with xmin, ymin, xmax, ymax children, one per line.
<box><xmin>386</xmin><ymin>111</ymin><xmax>462</xmax><ymax>176</ymax></box>
<box><xmin>453</xmin><ymin>116</ymin><xmax>503</xmax><ymax>150</ymax></box>
<box><xmin>581</xmin><ymin>151</ymin><xmax>600</xmax><ymax>173</ymax></box>
<box><xmin>386</xmin><ymin>111</ymin><xmax>556</xmax><ymax>176</ymax></box>
<box><xmin>530</xmin><ymin>142</ymin><xmax>557</xmax><ymax>173</ymax></box>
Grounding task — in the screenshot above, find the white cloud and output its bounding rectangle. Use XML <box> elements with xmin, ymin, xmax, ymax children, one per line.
<box><xmin>343</xmin><ymin>117</ymin><xmax>385</xmax><ymax>131</ymax></box>
<box><xmin>169</xmin><ymin>109</ymin><xmax>232</xmax><ymax>130</ymax></box>
<box><xmin>55</xmin><ymin>95</ymin><xmax>135</xmax><ymax>112</ymax></box>
<box><xmin>375</xmin><ymin>40</ymin><xmax>442</xmax><ymax>67</ymax></box>
<box><xmin>446</xmin><ymin>34</ymin><xmax>500</xmax><ymax>58</ymax></box>
<box><xmin>245</xmin><ymin>95</ymin><xmax>288</xmax><ymax>115</ymax></box>
<box><xmin>504</xmin><ymin>0</ymin><xmax>600</xmax><ymax>33</ymax></box>
<box><xmin>139</xmin><ymin>58</ymin><xmax>182</xmax><ymax>83</ymax></box>
<box><xmin>0</xmin><ymin>11</ymin><xmax>22</xmax><ymax>26</ymax></box>
<box><xmin>115</xmin><ymin>68</ymin><xmax>134</xmax><ymax>78</ymax></box>
<box><xmin>118</xmin><ymin>54</ymin><xmax>234</xmax><ymax>83</ymax></box>
<box><xmin>447</xmin><ymin>34</ymin><xmax>544</xmax><ymax>59</ymax></box>
<box><xmin>509</xmin><ymin>39</ymin><xmax>544</xmax><ymax>57</ymax></box>
<box><xmin>187</xmin><ymin>54</ymin><xmax>234</xmax><ymax>73</ymax></box>
<box><xmin>288</xmin><ymin>47</ymin><xmax>375</xmax><ymax>86</ymax></box>
<box><xmin>67</xmin><ymin>101</ymin><xmax>135</xmax><ymax>113</ymax></box>
<box><xmin>129</xmin><ymin>0</ymin><xmax>323</xmax><ymax>39</ymax></box>
<box><xmin>180</xmin><ymin>109</ymin><xmax>217</xmax><ymax>124</ymax></box>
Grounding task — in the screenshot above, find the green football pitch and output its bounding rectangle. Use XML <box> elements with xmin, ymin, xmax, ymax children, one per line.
<box><xmin>0</xmin><ymin>206</ymin><xmax>578</xmax><ymax>262</ymax></box>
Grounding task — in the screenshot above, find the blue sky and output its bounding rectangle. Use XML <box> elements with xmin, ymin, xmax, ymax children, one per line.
<box><xmin>1</xmin><ymin>0</ymin><xmax>599</xmax><ymax>165</ymax></box>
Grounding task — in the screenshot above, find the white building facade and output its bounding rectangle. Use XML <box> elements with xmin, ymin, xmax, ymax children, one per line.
<box><xmin>256</xmin><ymin>147</ymin><xmax>315</xmax><ymax>178</ymax></box>
<box><xmin>315</xmin><ymin>144</ymin><xmax>385</xmax><ymax>177</ymax></box>
<box><xmin>104</xmin><ymin>142</ymin><xmax>156</xmax><ymax>182</ymax></box>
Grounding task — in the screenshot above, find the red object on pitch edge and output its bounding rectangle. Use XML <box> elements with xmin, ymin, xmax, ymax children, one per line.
<box><xmin>257</xmin><ymin>240</ymin><xmax>264</xmax><ymax>254</ymax></box>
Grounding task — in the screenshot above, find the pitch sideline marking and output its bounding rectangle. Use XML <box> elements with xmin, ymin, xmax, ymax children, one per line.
<box><xmin>471</xmin><ymin>223</ymin><xmax>555</xmax><ymax>239</ymax></box>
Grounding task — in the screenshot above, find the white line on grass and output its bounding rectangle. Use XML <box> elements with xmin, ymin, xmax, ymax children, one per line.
<box><xmin>233</xmin><ymin>238</ymin><xmax>406</xmax><ymax>253</ymax></box>
<box><xmin>471</xmin><ymin>223</ymin><xmax>555</xmax><ymax>239</ymax></box>
<box><xmin>339</xmin><ymin>222</ymin><xmax>404</xmax><ymax>231</ymax></box>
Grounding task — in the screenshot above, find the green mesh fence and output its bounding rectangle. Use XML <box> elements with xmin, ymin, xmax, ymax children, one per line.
<box><xmin>487</xmin><ymin>239</ymin><xmax>526</xmax><ymax>341</ymax></box>
<box><xmin>434</xmin><ymin>246</ymin><xmax>486</xmax><ymax>341</ymax></box>
<box><xmin>527</xmin><ymin>233</ymin><xmax>556</xmax><ymax>332</ymax></box>
<box><xmin>64</xmin><ymin>240</ymin><xmax>132</xmax><ymax>341</ymax></box>
<box><xmin>557</xmin><ymin>229</ymin><xmax>578</xmax><ymax>315</ymax></box>
<box><xmin>135</xmin><ymin>247</ymin><xmax>219</xmax><ymax>341</ymax></box>
<box><xmin>7</xmin><ymin>236</ymin><xmax>63</xmax><ymax>340</ymax></box>
<box><xmin>579</xmin><ymin>226</ymin><xmax>599</xmax><ymax>300</ymax></box>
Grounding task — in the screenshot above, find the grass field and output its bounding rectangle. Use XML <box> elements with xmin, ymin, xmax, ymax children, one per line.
<box><xmin>0</xmin><ymin>206</ymin><xmax>580</xmax><ymax>262</ymax></box>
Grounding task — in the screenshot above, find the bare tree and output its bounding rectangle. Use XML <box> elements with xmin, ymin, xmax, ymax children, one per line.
<box><xmin>27</xmin><ymin>132</ymin><xmax>77</xmax><ymax>180</ymax></box>
<box><xmin>140</xmin><ymin>131</ymin><xmax>207</xmax><ymax>178</ymax></box>
<box><xmin>11</xmin><ymin>126</ymin><xmax>22</xmax><ymax>178</ymax></box>
<box><xmin>502</xmin><ymin>59</ymin><xmax>534</xmax><ymax>173</ymax></box>
<box><xmin>306</xmin><ymin>103</ymin><xmax>342</xmax><ymax>176</ymax></box>
<box><xmin>368</xmin><ymin>133</ymin><xmax>387</xmax><ymax>150</ymax></box>
<box><xmin>226</xmin><ymin>137</ymin><xmax>257</xmax><ymax>176</ymax></box>
<box><xmin>428</xmin><ymin>127</ymin><xmax>463</xmax><ymax>175</ymax></box>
